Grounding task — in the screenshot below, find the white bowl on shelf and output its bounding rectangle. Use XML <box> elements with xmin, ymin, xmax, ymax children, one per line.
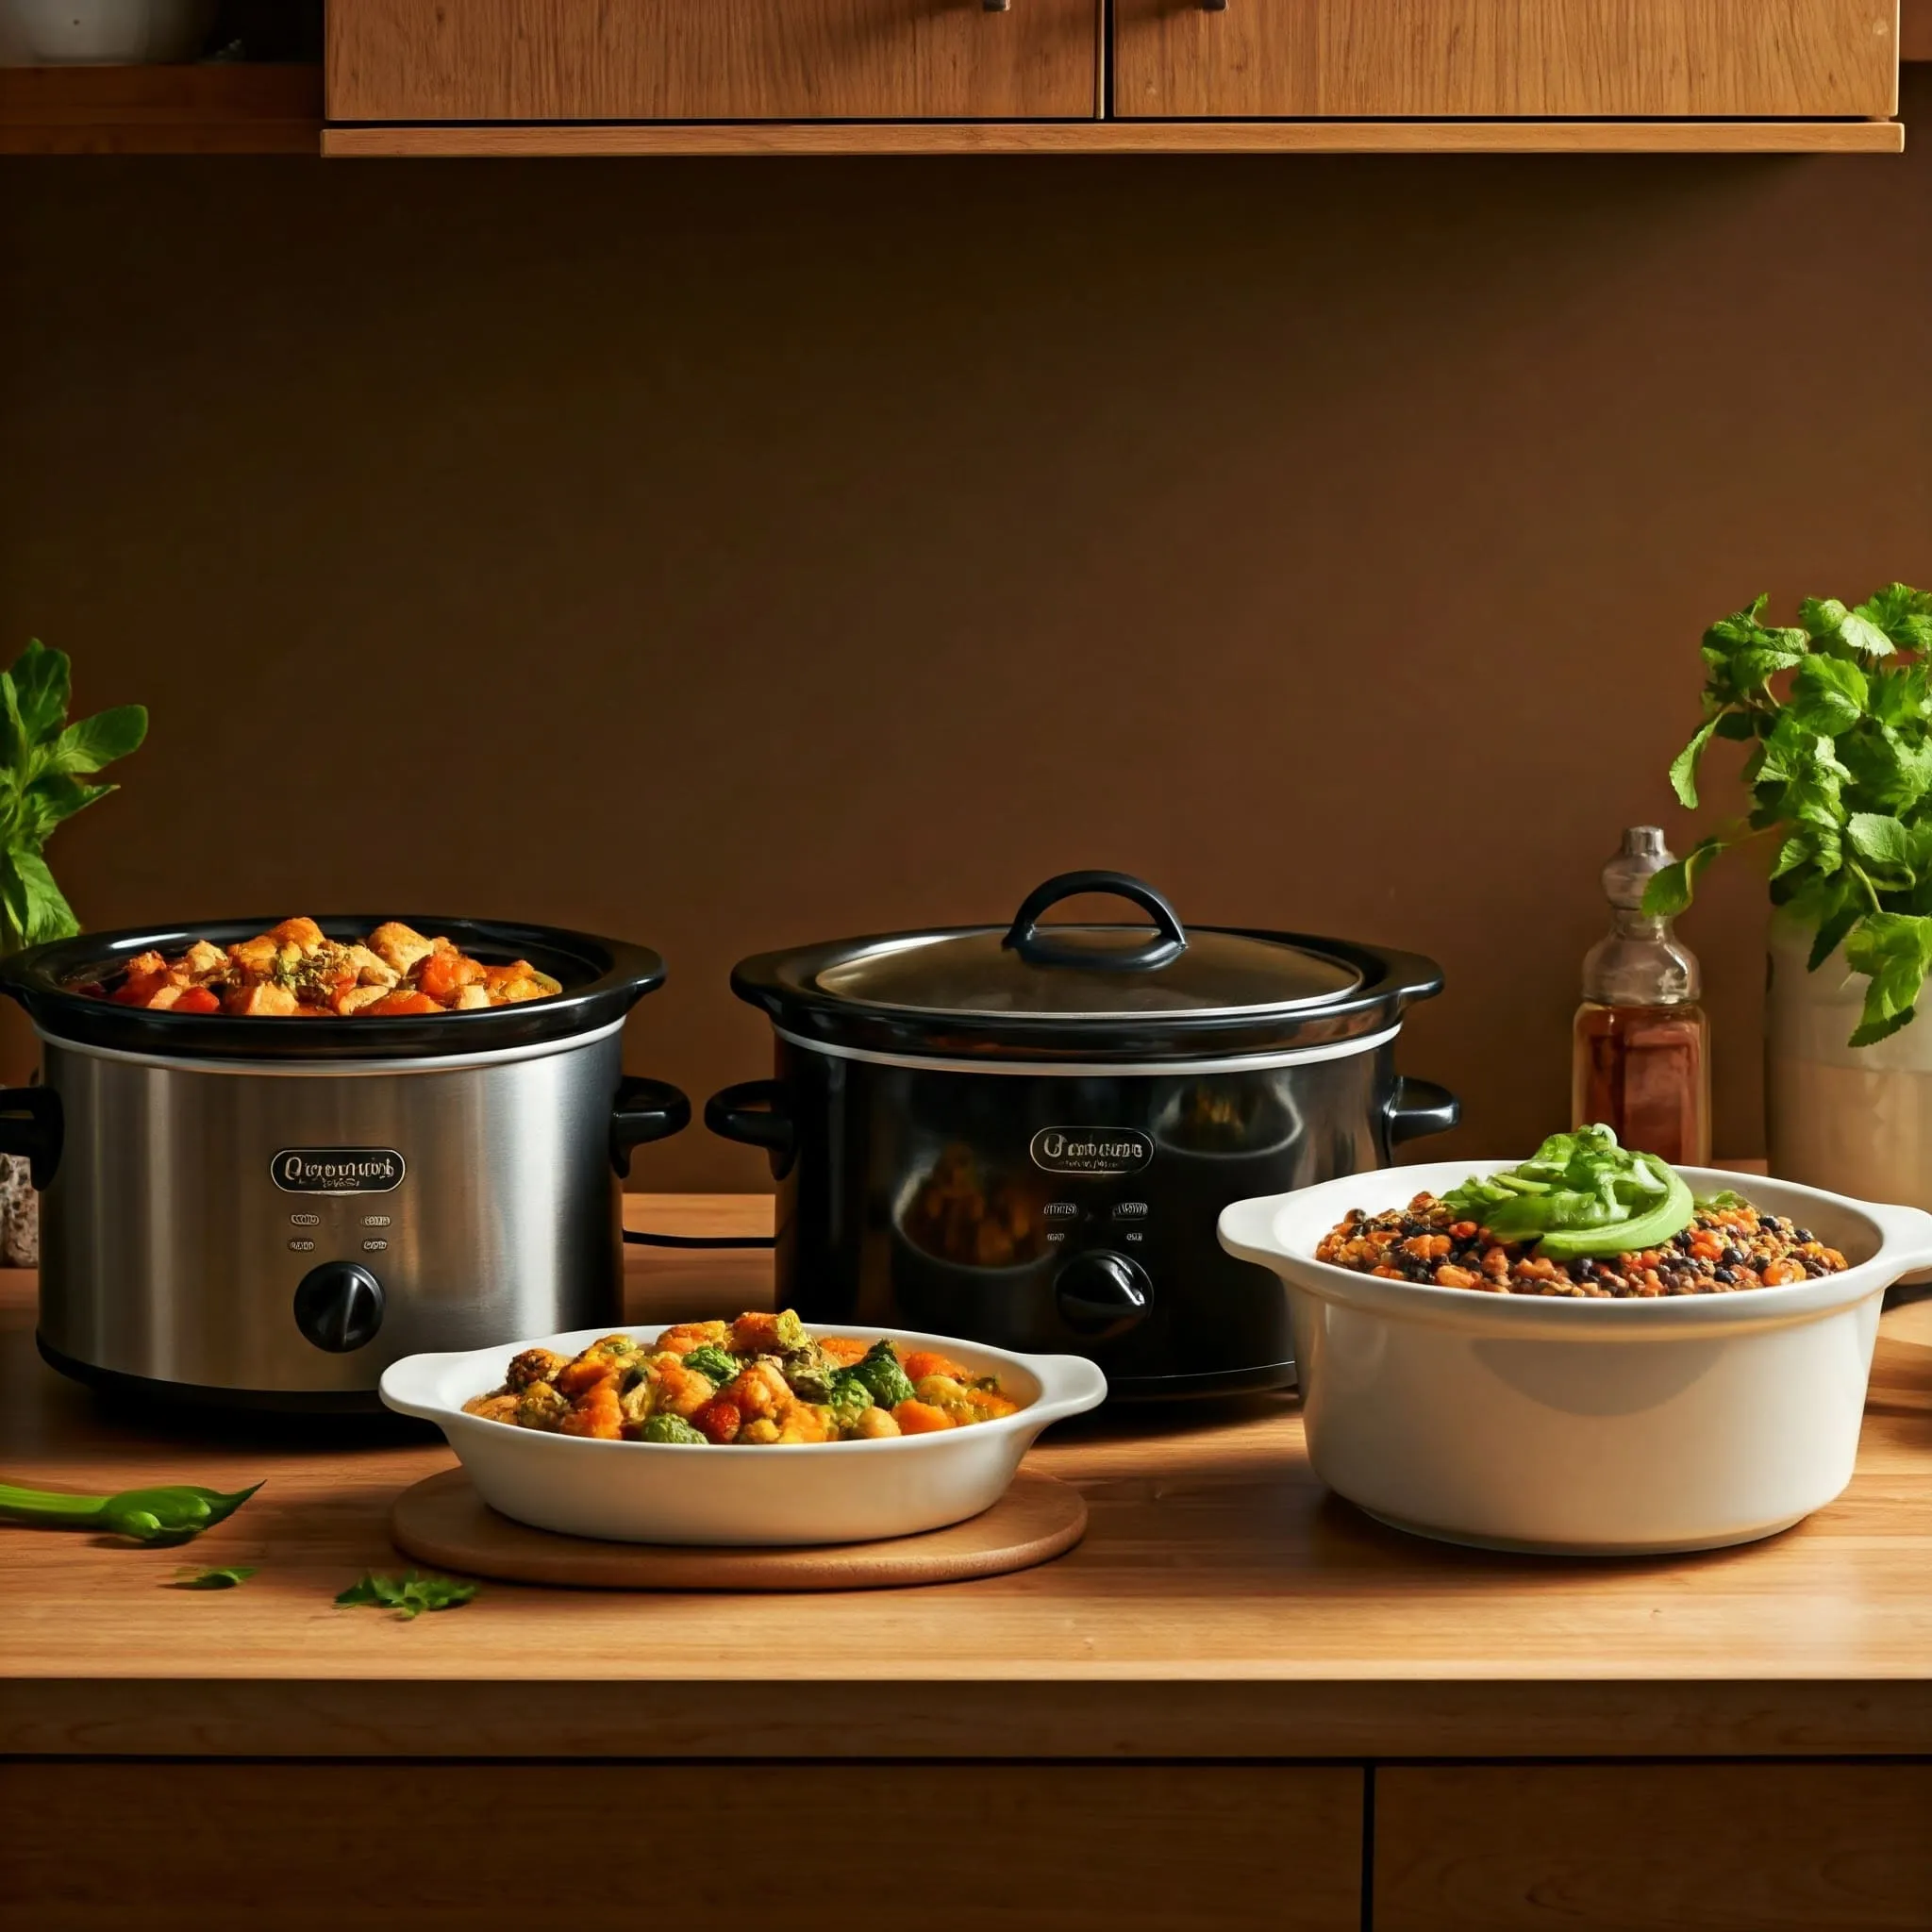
<box><xmin>1220</xmin><ymin>1163</ymin><xmax>1932</xmax><ymax>1556</ymax></box>
<box><xmin>0</xmin><ymin>0</ymin><xmax>217</xmax><ymax>66</ymax></box>
<box><xmin>381</xmin><ymin>1323</ymin><xmax>1108</xmax><ymax>1547</ymax></box>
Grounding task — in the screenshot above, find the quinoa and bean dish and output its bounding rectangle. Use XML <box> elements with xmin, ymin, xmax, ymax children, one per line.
<box><xmin>1315</xmin><ymin>1124</ymin><xmax>1850</xmax><ymax>1299</ymax></box>
<box><xmin>461</xmin><ymin>1309</ymin><xmax>1023</xmax><ymax>1444</ymax></box>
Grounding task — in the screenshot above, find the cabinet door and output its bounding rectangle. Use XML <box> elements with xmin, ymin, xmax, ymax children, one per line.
<box><xmin>328</xmin><ymin>0</ymin><xmax>1101</xmax><ymax>123</ymax></box>
<box><xmin>1375</xmin><ymin>1763</ymin><xmax>1932</xmax><ymax>1930</ymax></box>
<box><xmin>1113</xmin><ymin>2</ymin><xmax>1900</xmax><ymax>120</ymax></box>
<box><xmin>2</xmin><ymin>1760</ymin><xmax>1364</xmax><ymax>1932</ymax></box>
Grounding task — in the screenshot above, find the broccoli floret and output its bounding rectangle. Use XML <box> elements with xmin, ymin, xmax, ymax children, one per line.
<box><xmin>680</xmin><ymin>1344</ymin><xmax>739</xmax><ymax>1387</ymax></box>
<box><xmin>825</xmin><ymin>1372</ymin><xmax>875</xmax><ymax>1436</ymax></box>
<box><xmin>640</xmin><ymin>1413</ymin><xmax>707</xmax><ymax>1446</ymax></box>
<box><xmin>779</xmin><ymin>1341</ymin><xmax>838</xmax><ymax>1403</ymax></box>
<box><xmin>851</xmin><ymin>1340</ymin><xmax>915</xmax><ymax>1410</ymax></box>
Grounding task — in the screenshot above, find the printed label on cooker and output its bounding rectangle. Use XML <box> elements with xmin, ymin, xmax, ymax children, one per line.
<box><xmin>1029</xmin><ymin>1127</ymin><xmax>1153</xmax><ymax>1176</ymax></box>
<box><xmin>271</xmin><ymin>1148</ymin><xmax>407</xmax><ymax>1194</ymax></box>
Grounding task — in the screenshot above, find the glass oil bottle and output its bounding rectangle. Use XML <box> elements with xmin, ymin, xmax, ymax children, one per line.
<box><xmin>1572</xmin><ymin>826</ymin><xmax>1712</xmax><ymax>1165</ymax></box>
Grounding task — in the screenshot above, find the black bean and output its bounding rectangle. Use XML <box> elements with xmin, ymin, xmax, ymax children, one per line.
<box><xmin>1713</xmin><ymin>1267</ymin><xmax>1735</xmax><ymax>1284</ymax></box>
<box><xmin>1758</xmin><ymin>1214</ymin><xmax>1781</xmax><ymax>1233</ymax></box>
<box><xmin>1793</xmin><ymin>1228</ymin><xmax>1814</xmax><ymax>1244</ymax></box>
<box><xmin>1721</xmin><ymin>1247</ymin><xmax>1745</xmax><ymax>1267</ymax></box>
<box><xmin>1673</xmin><ymin>1229</ymin><xmax>1693</xmax><ymax>1250</ymax></box>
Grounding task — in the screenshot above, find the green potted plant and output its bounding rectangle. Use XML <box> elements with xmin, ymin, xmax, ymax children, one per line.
<box><xmin>1653</xmin><ymin>583</ymin><xmax>1932</xmax><ymax>1205</ymax></box>
<box><xmin>0</xmin><ymin>640</ymin><xmax>146</xmax><ymax>1265</ymax></box>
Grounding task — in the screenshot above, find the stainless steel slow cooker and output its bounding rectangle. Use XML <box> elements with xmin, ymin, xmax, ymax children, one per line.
<box><xmin>0</xmin><ymin>917</ymin><xmax>688</xmax><ymax>1411</ymax></box>
<box><xmin>705</xmin><ymin>871</ymin><xmax>1457</xmax><ymax>1398</ymax></box>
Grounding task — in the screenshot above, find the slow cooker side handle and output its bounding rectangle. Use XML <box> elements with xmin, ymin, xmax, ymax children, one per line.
<box><xmin>0</xmin><ymin>1088</ymin><xmax>60</xmax><ymax>1190</ymax></box>
<box><xmin>1388</xmin><ymin>1076</ymin><xmax>1460</xmax><ymax>1146</ymax></box>
<box><xmin>609</xmin><ymin>1075</ymin><xmax>692</xmax><ymax>1178</ymax></box>
<box><xmin>704</xmin><ymin>1079</ymin><xmax>795</xmax><ymax>1167</ymax></box>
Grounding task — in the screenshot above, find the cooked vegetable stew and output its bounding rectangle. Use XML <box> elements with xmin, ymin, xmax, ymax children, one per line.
<box><xmin>88</xmin><ymin>918</ymin><xmax>561</xmax><ymax>1018</ymax></box>
<box><xmin>1318</xmin><ymin>1190</ymin><xmax>1848</xmax><ymax>1298</ymax></box>
<box><xmin>461</xmin><ymin>1311</ymin><xmax>1024</xmax><ymax>1444</ymax></box>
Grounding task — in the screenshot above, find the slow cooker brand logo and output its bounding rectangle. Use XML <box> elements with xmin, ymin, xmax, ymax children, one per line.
<box><xmin>271</xmin><ymin>1148</ymin><xmax>407</xmax><ymax>1194</ymax></box>
<box><xmin>1029</xmin><ymin>1127</ymin><xmax>1153</xmax><ymax>1176</ymax></box>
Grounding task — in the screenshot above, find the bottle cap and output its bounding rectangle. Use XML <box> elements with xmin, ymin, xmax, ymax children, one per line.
<box><xmin>1602</xmin><ymin>826</ymin><xmax>1674</xmax><ymax>913</ymax></box>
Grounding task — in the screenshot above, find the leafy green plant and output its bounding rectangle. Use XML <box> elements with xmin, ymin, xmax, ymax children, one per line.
<box><xmin>1650</xmin><ymin>585</ymin><xmax>1932</xmax><ymax>1045</ymax></box>
<box><xmin>335</xmin><ymin>1572</ymin><xmax>478</xmax><ymax>1620</ymax></box>
<box><xmin>0</xmin><ymin>639</ymin><xmax>147</xmax><ymax>956</ymax></box>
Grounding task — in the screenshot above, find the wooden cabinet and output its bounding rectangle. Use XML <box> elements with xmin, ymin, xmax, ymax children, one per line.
<box><xmin>327</xmin><ymin>0</ymin><xmax>1102</xmax><ymax>124</ymax></box>
<box><xmin>1112</xmin><ymin>1</ymin><xmax>1901</xmax><ymax>121</ymax></box>
<box><xmin>1374</xmin><ymin>1763</ymin><xmax>1932</xmax><ymax>1930</ymax></box>
<box><xmin>2</xmin><ymin>1760</ymin><xmax>1364</xmax><ymax>1932</ymax></box>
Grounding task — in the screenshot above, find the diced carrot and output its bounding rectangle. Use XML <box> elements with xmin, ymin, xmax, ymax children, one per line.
<box><xmin>900</xmin><ymin>1350</ymin><xmax>967</xmax><ymax>1385</ymax></box>
<box><xmin>172</xmin><ymin>986</ymin><xmax>221</xmax><ymax>1015</ymax></box>
<box><xmin>363</xmin><ymin>991</ymin><xmax>441</xmax><ymax>1017</ymax></box>
<box><xmin>891</xmin><ymin>1399</ymin><xmax>955</xmax><ymax>1435</ymax></box>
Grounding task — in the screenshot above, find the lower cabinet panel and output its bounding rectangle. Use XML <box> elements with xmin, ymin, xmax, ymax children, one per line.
<box><xmin>1375</xmin><ymin>1763</ymin><xmax>1932</xmax><ymax>1931</ymax></box>
<box><xmin>0</xmin><ymin>1760</ymin><xmax>1363</xmax><ymax>1932</ymax></box>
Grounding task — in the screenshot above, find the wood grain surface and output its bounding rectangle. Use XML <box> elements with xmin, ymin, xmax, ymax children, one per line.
<box><xmin>321</xmin><ymin>118</ymin><xmax>1907</xmax><ymax>157</ymax></box>
<box><xmin>5</xmin><ymin>1197</ymin><xmax>1932</xmax><ymax>1761</ymax></box>
<box><xmin>0</xmin><ymin>1760</ymin><xmax>1364</xmax><ymax>1932</ymax></box>
<box><xmin>1374</xmin><ymin>1762</ymin><xmax>1932</xmax><ymax>1929</ymax></box>
<box><xmin>326</xmin><ymin>0</ymin><xmax>1101</xmax><ymax>124</ymax></box>
<box><xmin>1113</xmin><ymin>1</ymin><xmax>1901</xmax><ymax>121</ymax></box>
<box><xmin>0</xmin><ymin>63</ymin><xmax>322</xmax><ymax>155</ymax></box>
<box><xmin>390</xmin><ymin>1461</ymin><xmax>1088</xmax><ymax>1590</ymax></box>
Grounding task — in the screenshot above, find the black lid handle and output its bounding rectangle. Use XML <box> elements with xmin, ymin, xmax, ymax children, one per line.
<box><xmin>1000</xmin><ymin>871</ymin><xmax>1187</xmax><ymax>974</ymax></box>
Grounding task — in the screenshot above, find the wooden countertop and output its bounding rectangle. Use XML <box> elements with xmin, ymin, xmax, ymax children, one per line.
<box><xmin>5</xmin><ymin>1195</ymin><xmax>1931</xmax><ymax>1764</ymax></box>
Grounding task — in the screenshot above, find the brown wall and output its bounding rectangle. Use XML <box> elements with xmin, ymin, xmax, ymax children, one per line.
<box><xmin>5</xmin><ymin>89</ymin><xmax>1931</xmax><ymax>1191</ymax></box>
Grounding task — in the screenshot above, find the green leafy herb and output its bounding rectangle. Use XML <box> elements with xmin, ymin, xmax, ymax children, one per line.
<box><xmin>0</xmin><ymin>1478</ymin><xmax>260</xmax><ymax>1547</ymax></box>
<box><xmin>848</xmin><ymin>1340</ymin><xmax>916</xmax><ymax>1411</ymax></box>
<box><xmin>678</xmin><ymin>1344</ymin><xmax>739</xmax><ymax>1387</ymax></box>
<box><xmin>335</xmin><ymin>1571</ymin><xmax>478</xmax><ymax>1620</ymax></box>
<box><xmin>1652</xmin><ymin>584</ymin><xmax>1932</xmax><ymax>1045</ymax></box>
<box><xmin>0</xmin><ymin>640</ymin><xmax>147</xmax><ymax>956</ymax></box>
<box><xmin>172</xmin><ymin>1565</ymin><xmax>256</xmax><ymax>1590</ymax></box>
<box><xmin>1441</xmin><ymin>1124</ymin><xmax>1695</xmax><ymax>1259</ymax></box>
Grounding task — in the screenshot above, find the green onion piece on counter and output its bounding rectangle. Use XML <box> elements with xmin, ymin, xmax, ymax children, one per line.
<box><xmin>0</xmin><ymin>1479</ymin><xmax>261</xmax><ymax>1547</ymax></box>
<box><xmin>335</xmin><ymin>1572</ymin><xmax>478</xmax><ymax>1620</ymax></box>
<box><xmin>1441</xmin><ymin>1124</ymin><xmax>1696</xmax><ymax>1261</ymax></box>
<box><xmin>172</xmin><ymin>1565</ymin><xmax>257</xmax><ymax>1590</ymax></box>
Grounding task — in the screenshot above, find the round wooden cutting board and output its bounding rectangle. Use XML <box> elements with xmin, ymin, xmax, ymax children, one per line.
<box><xmin>389</xmin><ymin>1465</ymin><xmax>1087</xmax><ymax>1591</ymax></box>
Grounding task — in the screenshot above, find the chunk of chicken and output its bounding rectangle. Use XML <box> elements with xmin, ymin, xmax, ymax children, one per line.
<box><xmin>225</xmin><ymin>982</ymin><xmax>299</xmax><ymax>1017</ymax></box>
<box><xmin>368</xmin><ymin>922</ymin><xmax>435</xmax><ymax>975</ymax></box>
<box><xmin>334</xmin><ymin>984</ymin><xmax>391</xmax><ymax>1016</ymax></box>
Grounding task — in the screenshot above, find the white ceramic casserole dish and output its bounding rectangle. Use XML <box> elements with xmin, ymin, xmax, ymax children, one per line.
<box><xmin>1220</xmin><ymin>1163</ymin><xmax>1932</xmax><ymax>1555</ymax></box>
<box><xmin>381</xmin><ymin>1324</ymin><xmax>1107</xmax><ymax>1546</ymax></box>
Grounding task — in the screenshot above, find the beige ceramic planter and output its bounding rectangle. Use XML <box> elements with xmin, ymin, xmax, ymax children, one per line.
<box><xmin>1767</xmin><ymin>912</ymin><xmax>1932</xmax><ymax>1212</ymax></box>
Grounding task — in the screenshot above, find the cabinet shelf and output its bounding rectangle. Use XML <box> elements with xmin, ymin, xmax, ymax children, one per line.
<box><xmin>0</xmin><ymin>62</ymin><xmax>321</xmax><ymax>155</ymax></box>
<box><xmin>322</xmin><ymin>118</ymin><xmax>1905</xmax><ymax>158</ymax></box>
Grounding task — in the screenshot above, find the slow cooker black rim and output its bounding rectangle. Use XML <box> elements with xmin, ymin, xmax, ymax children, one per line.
<box><xmin>730</xmin><ymin>925</ymin><xmax>1445</xmax><ymax>1064</ymax></box>
<box><xmin>0</xmin><ymin>914</ymin><xmax>668</xmax><ymax>1062</ymax></box>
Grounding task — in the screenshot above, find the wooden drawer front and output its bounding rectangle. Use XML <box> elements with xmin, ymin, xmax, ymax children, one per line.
<box><xmin>0</xmin><ymin>1760</ymin><xmax>1363</xmax><ymax>1932</ymax></box>
<box><xmin>1376</xmin><ymin>1763</ymin><xmax>1932</xmax><ymax>1930</ymax></box>
<box><xmin>328</xmin><ymin>0</ymin><xmax>1101</xmax><ymax>123</ymax></box>
<box><xmin>1113</xmin><ymin>3</ymin><xmax>1900</xmax><ymax>120</ymax></box>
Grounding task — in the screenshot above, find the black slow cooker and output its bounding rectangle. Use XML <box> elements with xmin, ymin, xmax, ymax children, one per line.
<box><xmin>706</xmin><ymin>871</ymin><xmax>1457</xmax><ymax>1398</ymax></box>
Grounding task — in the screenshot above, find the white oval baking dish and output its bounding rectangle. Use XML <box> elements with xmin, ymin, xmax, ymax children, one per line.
<box><xmin>1220</xmin><ymin>1163</ymin><xmax>1932</xmax><ymax>1555</ymax></box>
<box><xmin>381</xmin><ymin>1324</ymin><xmax>1107</xmax><ymax>1546</ymax></box>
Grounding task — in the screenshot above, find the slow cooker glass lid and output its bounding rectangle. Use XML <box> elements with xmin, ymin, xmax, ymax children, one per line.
<box><xmin>813</xmin><ymin>873</ymin><xmax>1363</xmax><ymax>1022</ymax></box>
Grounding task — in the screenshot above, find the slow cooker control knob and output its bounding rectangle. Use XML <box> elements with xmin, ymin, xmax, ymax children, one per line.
<box><xmin>292</xmin><ymin>1262</ymin><xmax>386</xmax><ymax>1354</ymax></box>
<box><xmin>1055</xmin><ymin>1250</ymin><xmax>1153</xmax><ymax>1339</ymax></box>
